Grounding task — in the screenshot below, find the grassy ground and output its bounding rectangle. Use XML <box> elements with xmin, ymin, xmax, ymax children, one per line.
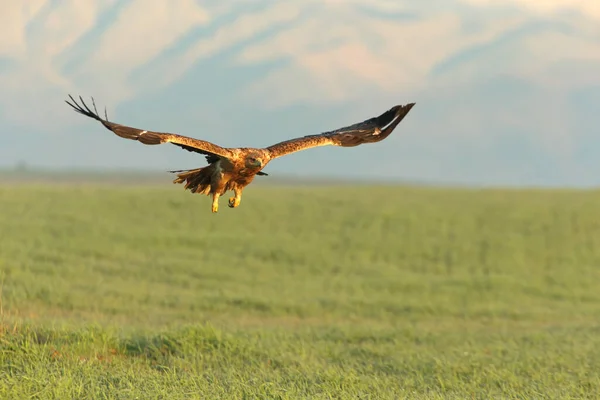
<box><xmin>1</xmin><ymin>181</ymin><xmax>600</xmax><ymax>398</ymax></box>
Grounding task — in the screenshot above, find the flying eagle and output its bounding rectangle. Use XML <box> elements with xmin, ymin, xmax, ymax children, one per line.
<box><xmin>65</xmin><ymin>95</ymin><xmax>415</xmax><ymax>213</ymax></box>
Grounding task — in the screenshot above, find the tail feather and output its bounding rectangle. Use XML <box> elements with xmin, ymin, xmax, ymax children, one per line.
<box><xmin>170</xmin><ymin>167</ymin><xmax>213</xmax><ymax>195</ymax></box>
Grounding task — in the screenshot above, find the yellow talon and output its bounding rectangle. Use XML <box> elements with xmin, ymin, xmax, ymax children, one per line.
<box><xmin>228</xmin><ymin>197</ymin><xmax>239</xmax><ymax>208</ymax></box>
<box><xmin>212</xmin><ymin>204</ymin><xmax>218</xmax><ymax>213</ymax></box>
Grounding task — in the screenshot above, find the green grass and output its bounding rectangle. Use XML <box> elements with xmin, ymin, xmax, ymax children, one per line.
<box><xmin>1</xmin><ymin>182</ymin><xmax>600</xmax><ymax>398</ymax></box>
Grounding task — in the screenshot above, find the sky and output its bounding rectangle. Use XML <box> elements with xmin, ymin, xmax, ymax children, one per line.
<box><xmin>1</xmin><ymin>0</ymin><xmax>599</xmax><ymax>187</ymax></box>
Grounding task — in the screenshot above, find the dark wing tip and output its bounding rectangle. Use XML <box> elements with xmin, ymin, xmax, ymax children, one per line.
<box><xmin>376</xmin><ymin>102</ymin><xmax>415</xmax><ymax>136</ymax></box>
<box><xmin>65</xmin><ymin>94</ymin><xmax>111</xmax><ymax>126</ymax></box>
<box><xmin>378</xmin><ymin>103</ymin><xmax>415</xmax><ymax>124</ymax></box>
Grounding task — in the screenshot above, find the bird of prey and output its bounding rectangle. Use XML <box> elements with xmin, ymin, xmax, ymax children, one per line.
<box><xmin>65</xmin><ymin>95</ymin><xmax>415</xmax><ymax>213</ymax></box>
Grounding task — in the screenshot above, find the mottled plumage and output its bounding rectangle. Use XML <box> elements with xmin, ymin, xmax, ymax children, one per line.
<box><xmin>65</xmin><ymin>95</ymin><xmax>415</xmax><ymax>213</ymax></box>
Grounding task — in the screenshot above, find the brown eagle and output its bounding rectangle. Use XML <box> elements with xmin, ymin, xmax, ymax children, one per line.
<box><xmin>66</xmin><ymin>95</ymin><xmax>415</xmax><ymax>213</ymax></box>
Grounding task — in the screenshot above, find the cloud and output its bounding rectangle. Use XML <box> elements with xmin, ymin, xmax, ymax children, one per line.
<box><xmin>2</xmin><ymin>0</ymin><xmax>597</xmax><ymax>127</ymax></box>
<box><xmin>519</xmin><ymin>31</ymin><xmax>600</xmax><ymax>84</ymax></box>
<box><xmin>0</xmin><ymin>0</ymin><xmax>209</xmax><ymax>130</ymax></box>
<box><xmin>132</xmin><ymin>2</ymin><xmax>305</xmax><ymax>92</ymax></box>
<box><xmin>236</xmin><ymin>6</ymin><xmax>527</xmax><ymax>107</ymax></box>
<box><xmin>0</xmin><ymin>0</ymin><xmax>119</xmax><ymax>129</ymax></box>
<box><xmin>37</xmin><ymin>0</ymin><xmax>117</xmax><ymax>61</ymax></box>
<box><xmin>0</xmin><ymin>1</ymin><xmax>47</xmax><ymax>58</ymax></box>
<box><xmin>75</xmin><ymin>0</ymin><xmax>209</xmax><ymax>99</ymax></box>
<box><xmin>461</xmin><ymin>0</ymin><xmax>600</xmax><ymax>21</ymax></box>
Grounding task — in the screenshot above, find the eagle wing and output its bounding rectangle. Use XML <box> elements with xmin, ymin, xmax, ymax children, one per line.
<box><xmin>265</xmin><ymin>103</ymin><xmax>415</xmax><ymax>159</ymax></box>
<box><xmin>65</xmin><ymin>95</ymin><xmax>234</xmax><ymax>164</ymax></box>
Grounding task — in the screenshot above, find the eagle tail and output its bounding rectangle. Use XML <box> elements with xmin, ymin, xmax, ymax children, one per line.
<box><xmin>169</xmin><ymin>167</ymin><xmax>214</xmax><ymax>195</ymax></box>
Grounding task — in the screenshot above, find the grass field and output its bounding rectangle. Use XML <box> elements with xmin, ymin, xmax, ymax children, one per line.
<box><xmin>1</xmin><ymin>179</ymin><xmax>600</xmax><ymax>398</ymax></box>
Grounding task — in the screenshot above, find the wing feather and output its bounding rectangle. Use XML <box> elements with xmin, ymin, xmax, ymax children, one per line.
<box><xmin>65</xmin><ymin>95</ymin><xmax>233</xmax><ymax>163</ymax></box>
<box><xmin>266</xmin><ymin>103</ymin><xmax>415</xmax><ymax>159</ymax></box>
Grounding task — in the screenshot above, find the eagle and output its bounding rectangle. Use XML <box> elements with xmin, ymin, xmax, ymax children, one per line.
<box><xmin>65</xmin><ymin>95</ymin><xmax>415</xmax><ymax>213</ymax></box>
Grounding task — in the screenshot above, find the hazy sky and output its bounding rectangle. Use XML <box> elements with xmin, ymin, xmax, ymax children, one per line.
<box><xmin>1</xmin><ymin>0</ymin><xmax>599</xmax><ymax>186</ymax></box>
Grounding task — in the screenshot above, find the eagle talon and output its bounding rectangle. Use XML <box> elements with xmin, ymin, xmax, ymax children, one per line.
<box><xmin>228</xmin><ymin>197</ymin><xmax>239</xmax><ymax>208</ymax></box>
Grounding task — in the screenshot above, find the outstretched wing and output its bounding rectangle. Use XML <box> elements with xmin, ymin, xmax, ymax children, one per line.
<box><xmin>65</xmin><ymin>95</ymin><xmax>234</xmax><ymax>164</ymax></box>
<box><xmin>266</xmin><ymin>103</ymin><xmax>415</xmax><ymax>159</ymax></box>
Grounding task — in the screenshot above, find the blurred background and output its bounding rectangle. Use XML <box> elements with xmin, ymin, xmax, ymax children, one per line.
<box><xmin>1</xmin><ymin>0</ymin><xmax>599</xmax><ymax>187</ymax></box>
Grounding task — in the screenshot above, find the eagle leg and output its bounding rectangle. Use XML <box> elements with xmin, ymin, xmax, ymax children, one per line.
<box><xmin>228</xmin><ymin>188</ymin><xmax>242</xmax><ymax>208</ymax></box>
<box><xmin>211</xmin><ymin>193</ymin><xmax>220</xmax><ymax>213</ymax></box>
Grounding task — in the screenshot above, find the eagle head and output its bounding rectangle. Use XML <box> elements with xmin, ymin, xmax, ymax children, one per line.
<box><xmin>245</xmin><ymin>152</ymin><xmax>264</xmax><ymax>168</ymax></box>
